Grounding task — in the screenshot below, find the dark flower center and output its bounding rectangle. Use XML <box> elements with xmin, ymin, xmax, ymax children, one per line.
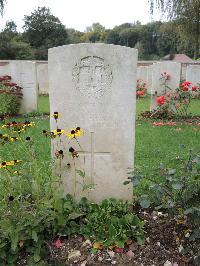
<box><xmin>69</xmin><ymin>147</ymin><xmax>74</xmax><ymax>153</ymax></box>
<box><xmin>8</xmin><ymin>196</ymin><xmax>14</xmax><ymax>202</ymax></box>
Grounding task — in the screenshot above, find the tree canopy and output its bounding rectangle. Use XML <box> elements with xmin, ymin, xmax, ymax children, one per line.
<box><xmin>149</xmin><ymin>0</ymin><xmax>200</xmax><ymax>58</ymax></box>
<box><xmin>0</xmin><ymin>4</ymin><xmax>198</xmax><ymax>60</ymax></box>
<box><xmin>0</xmin><ymin>0</ymin><xmax>5</xmax><ymax>15</ymax></box>
<box><xmin>23</xmin><ymin>7</ymin><xmax>68</xmax><ymax>59</ymax></box>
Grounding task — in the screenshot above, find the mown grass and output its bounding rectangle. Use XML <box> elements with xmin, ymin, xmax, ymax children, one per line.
<box><xmin>37</xmin><ymin>95</ymin><xmax>50</xmax><ymax>114</ymax></box>
<box><xmin>0</xmin><ymin>95</ymin><xmax>199</xmax><ymax>178</ymax></box>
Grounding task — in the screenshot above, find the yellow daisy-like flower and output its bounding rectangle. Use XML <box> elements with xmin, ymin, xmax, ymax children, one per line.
<box><xmin>6</xmin><ymin>161</ymin><xmax>15</xmax><ymax>166</ymax></box>
<box><xmin>11</xmin><ymin>160</ymin><xmax>22</xmax><ymax>165</ymax></box>
<box><xmin>0</xmin><ymin>162</ymin><xmax>8</xmax><ymax>168</ymax></box>
<box><xmin>9</xmin><ymin>137</ymin><xmax>19</xmax><ymax>142</ymax></box>
<box><xmin>51</xmin><ymin>112</ymin><xmax>62</xmax><ymax>120</ymax></box>
<box><xmin>13</xmin><ymin>128</ymin><xmax>25</xmax><ymax>133</ymax></box>
<box><xmin>51</xmin><ymin>129</ymin><xmax>65</xmax><ymax>136</ymax></box>
<box><xmin>23</xmin><ymin>121</ymin><xmax>35</xmax><ymax>128</ymax></box>
<box><xmin>66</xmin><ymin>127</ymin><xmax>84</xmax><ymax>139</ymax></box>
<box><xmin>0</xmin><ymin>160</ymin><xmax>22</xmax><ymax>169</ymax></box>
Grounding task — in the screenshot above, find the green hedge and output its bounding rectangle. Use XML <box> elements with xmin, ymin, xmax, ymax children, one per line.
<box><xmin>0</xmin><ymin>83</ymin><xmax>22</xmax><ymax>115</ymax></box>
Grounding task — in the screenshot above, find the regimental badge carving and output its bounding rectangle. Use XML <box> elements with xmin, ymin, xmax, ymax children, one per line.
<box><xmin>72</xmin><ymin>56</ymin><xmax>113</xmax><ymax>98</ymax></box>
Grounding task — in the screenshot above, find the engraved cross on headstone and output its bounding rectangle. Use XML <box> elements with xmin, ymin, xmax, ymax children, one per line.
<box><xmin>77</xmin><ymin>132</ymin><xmax>110</xmax><ymax>183</ymax></box>
<box><xmin>79</xmin><ymin>57</ymin><xmax>103</xmax><ymax>89</ymax></box>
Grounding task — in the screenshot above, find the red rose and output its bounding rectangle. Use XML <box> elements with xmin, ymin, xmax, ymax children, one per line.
<box><xmin>192</xmin><ymin>86</ymin><xmax>198</xmax><ymax>91</ymax></box>
<box><xmin>156</xmin><ymin>95</ymin><xmax>166</xmax><ymax>105</ymax></box>
<box><xmin>137</xmin><ymin>90</ymin><xmax>145</xmax><ymax>97</ymax></box>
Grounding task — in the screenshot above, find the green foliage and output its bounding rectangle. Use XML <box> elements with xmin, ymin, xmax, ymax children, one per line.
<box><xmin>0</xmin><ymin>21</ymin><xmax>35</xmax><ymax>60</ymax></box>
<box><xmin>23</xmin><ymin>7</ymin><xmax>68</xmax><ymax>59</ymax></box>
<box><xmin>0</xmin><ymin>119</ymin><xmax>144</xmax><ymax>263</ymax></box>
<box><xmin>126</xmin><ymin>149</ymin><xmax>200</xmax><ymax>259</ymax></box>
<box><xmin>79</xmin><ymin>198</ymin><xmax>144</xmax><ymax>247</ymax></box>
<box><xmin>0</xmin><ymin>84</ymin><xmax>21</xmax><ymax>115</ymax></box>
<box><xmin>0</xmin><ymin>0</ymin><xmax>5</xmax><ymax>15</ymax></box>
<box><xmin>0</xmin><ymin>92</ymin><xmax>20</xmax><ymax>115</ymax></box>
<box><xmin>150</xmin><ymin>0</ymin><xmax>200</xmax><ymax>59</ymax></box>
<box><xmin>125</xmin><ymin>150</ymin><xmax>200</xmax><ymax>232</ymax></box>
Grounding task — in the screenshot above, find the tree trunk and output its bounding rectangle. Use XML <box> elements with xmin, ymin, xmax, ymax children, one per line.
<box><xmin>194</xmin><ymin>6</ymin><xmax>200</xmax><ymax>59</ymax></box>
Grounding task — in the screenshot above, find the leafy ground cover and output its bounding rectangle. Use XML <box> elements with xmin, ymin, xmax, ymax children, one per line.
<box><xmin>0</xmin><ymin>95</ymin><xmax>199</xmax><ymax>265</ymax></box>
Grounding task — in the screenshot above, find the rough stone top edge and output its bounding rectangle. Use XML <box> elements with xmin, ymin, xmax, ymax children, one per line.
<box><xmin>0</xmin><ymin>60</ymin><xmax>36</xmax><ymax>64</ymax></box>
<box><xmin>48</xmin><ymin>43</ymin><xmax>138</xmax><ymax>53</ymax></box>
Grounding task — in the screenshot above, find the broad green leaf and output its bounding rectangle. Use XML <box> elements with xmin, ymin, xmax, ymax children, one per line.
<box><xmin>68</xmin><ymin>212</ymin><xmax>84</xmax><ymax>220</ymax></box>
<box><xmin>172</xmin><ymin>183</ymin><xmax>183</xmax><ymax>190</ymax></box>
<box><xmin>139</xmin><ymin>198</ymin><xmax>151</xmax><ymax>209</ymax></box>
<box><xmin>32</xmin><ymin>230</ymin><xmax>38</xmax><ymax>242</ymax></box>
<box><xmin>168</xmin><ymin>169</ymin><xmax>176</xmax><ymax>175</ymax></box>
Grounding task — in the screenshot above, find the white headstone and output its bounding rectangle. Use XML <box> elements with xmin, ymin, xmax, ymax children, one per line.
<box><xmin>0</xmin><ymin>61</ymin><xmax>38</xmax><ymax>113</ymax></box>
<box><xmin>36</xmin><ymin>63</ymin><xmax>49</xmax><ymax>95</ymax></box>
<box><xmin>147</xmin><ymin>65</ymin><xmax>153</xmax><ymax>94</ymax></box>
<box><xmin>186</xmin><ymin>65</ymin><xmax>200</xmax><ymax>86</ymax></box>
<box><xmin>137</xmin><ymin>66</ymin><xmax>148</xmax><ymax>82</ymax></box>
<box><xmin>49</xmin><ymin>43</ymin><xmax>137</xmax><ymax>202</ymax></box>
<box><xmin>0</xmin><ymin>61</ymin><xmax>10</xmax><ymax>76</ymax></box>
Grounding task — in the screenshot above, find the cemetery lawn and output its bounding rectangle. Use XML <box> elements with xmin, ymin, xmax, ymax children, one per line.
<box><xmin>32</xmin><ymin>95</ymin><xmax>200</xmax><ymax>176</ymax></box>
<box><xmin>37</xmin><ymin>95</ymin><xmax>200</xmax><ymax>116</ymax></box>
<box><xmin>38</xmin><ymin>95</ymin><xmax>50</xmax><ymax>114</ymax></box>
<box><xmin>1</xmin><ymin>96</ymin><xmax>198</xmax><ymax>176</ymax></box>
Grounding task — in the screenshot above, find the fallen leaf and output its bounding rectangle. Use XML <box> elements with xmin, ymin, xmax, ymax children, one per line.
<box><xmin>107</xmin><ymin>250</ymin><xmax>115</xmax><ymax>258</ymax></box>
<box><xmin>55</xmin><ymin>239</ymin><xmax>62</xmax><ymax>248</ymax></box>
<box><xmin>68</xmin><ymin>250</ymin><xmax>81</xmax><ymax>260</ymax></box>
<box><xmin>93</xmin><ymin>242</ymin><xmax>103</xmax><ymax>249</ymax></box>
<box><xmin>164</xmin><ymin>260</ymin><xmax>172</xmax><ymax>266</ymax></box>
<box><xmin>126</xmin><ymin>250</ymin><xmax>134</xmax><ymax>258</ymax></box>
<box><xmin>115</xmin><ymin>247</ymin><xmax>124</xmax><ymax>253</ymax></box>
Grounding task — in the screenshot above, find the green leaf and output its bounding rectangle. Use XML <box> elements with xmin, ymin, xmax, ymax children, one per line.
<box><xmin>136</xmin><ymin>235</ymin><xmax>145</xmax><ymax>245</ymax></box>
<box><xmin>91</xmin><ymin>248</ymin><xmax>98</xmax><ymax>254</ymax></box>
<box><xmin>193</xmin><ymin>156</ymin><xmax>200</xmax><ymax>164</ymax></box>
<box><xmin>33</xmin><ymin>253</ymin><xmax>41</xmax><ymax>262</ymax></box>
<box><xmin>32</xmin><ymin>230</ymin><xmax>38</xmax><ymax>242</ymax></box>
<box><xmin>168</xmin><ymin>169</ymin><xmax>176</xmax><ymax>175</ymax></box>
<box><xmin>68</xmin><ymin>212</ymin><xmax>84</xmax><ymax>221</ymax></box>
<box><xmin>132</xmin><ymin>178</ymin><xmax>140</xmax><ymax>186</ymax></box>
<box><xmin>172</xmin><ymin>183</ymin><xmax>183</xmax><ymax>190</ymax></box>
<box><xmin>139</xmin><ymin>198</ymin><xmax>151</xmax><ymax>209</ymax></box>
<box><xmin>76</xmin><ymin>169</ymin><xmax>86</xmax><ymax>178</ymax></box>
<box><xmin>115</xmin><ymin>240</ymin><xmax>125</xmax><ymax>248</ymax></box>
<box><xmin>82</xmin><ymin>183</ymin><xmax>96</xmax><ymax>191</ymax></box>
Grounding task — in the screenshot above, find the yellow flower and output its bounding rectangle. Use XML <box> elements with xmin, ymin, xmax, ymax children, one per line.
<box><xmin>11</xmin><ymin>160</ymin><xmax>22</xmax><ymax>165</ymax></box>
<box><xmin>9</xmin><ymin>137</ymin><xmax>19</xmax><ymax>142</ymax></box>
<box><xmin>0</xmin><ymin>160</ymin><xmax>23</xmax><ymax>168</ymax></box>
<box><xmin>66</xmin><ymin>127</ymin><xmax>84</xmax><ymax>139</ymax></box>
<box><xmin>0</xmin><ymin>162</ymin><xmax>8</xmax><ymax>168</ymax></box>
<box><xmin>51</xmin><ymin>129</ymin><xmax>65</xmax><ymax>136</ymax></box>
<box><xmin>51</xmin><ymin>112</ymin><xmax>62</xmax><ymax>120</ymax></box>
<box><xmin>23</xmin><ymin>121</ymin><xmax>34</xmax><ymax>127</ymax></box>
<box><xmin>6</xmin><ymin>161</ymin><xmax>15</xmax><ymax>166</ymax></box>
